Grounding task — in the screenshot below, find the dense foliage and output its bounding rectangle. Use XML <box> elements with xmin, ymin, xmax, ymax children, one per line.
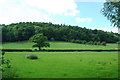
<box><xmin>102</xmin><ymin>1</ymin><xmax>120</xmax><ymax>27</ymax></box>
<box><xmin>70</xmin><ymin>40</ymin><xmax>107</xmax><ymax>46</ymax></box>
<box><xmin>26</xmin><ymin>54</ymin><xmax>38</xmax><ymax>59</ymax></box>
<box><xmin>1</xmin><ymin>52</ymin><xmax>18</xmax><ymax>78</ymax></box>
<box><xmin>30</xmin><ymin>33</ymin><xmax>50</xmax><ymax>50</ymax></box>
<box><xmin>1</xmin><ymin>22</ymin><xmax>120</xmax><ymax>43</ymax></box>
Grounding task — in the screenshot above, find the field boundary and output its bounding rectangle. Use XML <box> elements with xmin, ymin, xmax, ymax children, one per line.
<box><xmin>2</xmin><ymin>49</ymin><xmax>120</xmax><ymax>52</ymax></box>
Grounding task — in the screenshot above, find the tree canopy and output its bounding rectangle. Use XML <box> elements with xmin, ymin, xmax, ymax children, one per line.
<box><xmin>102</xmin><ymin>0</ymin><xmax>120</xmax><ymax>27</ymax></box>
<box><xmin>1</xmin><ymin>22</ymin><xmax>120</xmax><ymax>43</ymax></box>
<box><xmin>30</xmin><ymin>34</ymin><xmax>50</xmax><ymax>50</ymax></box>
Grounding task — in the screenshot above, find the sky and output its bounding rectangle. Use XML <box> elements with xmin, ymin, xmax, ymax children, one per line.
<box><xmin>0</xmin><ymin>0</ymin><xmax>119</xmax><ymax>33</ymax></box>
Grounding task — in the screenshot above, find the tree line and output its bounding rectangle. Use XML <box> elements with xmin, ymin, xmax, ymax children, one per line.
<box><xmin>1</xmin><ymin>22</ymin><xmax>120</xmax><ymax>43</ymax></box>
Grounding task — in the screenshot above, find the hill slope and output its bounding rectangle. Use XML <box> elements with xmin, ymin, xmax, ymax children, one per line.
<box><xmin>1</xmin><ymin>22</ymin><xmax>120</xmax><ymax>43</ymax></box>
<box><xmin>2</xmin><ymin>41</ymin><xmax>118</xmax><ymax>50</ymax></box>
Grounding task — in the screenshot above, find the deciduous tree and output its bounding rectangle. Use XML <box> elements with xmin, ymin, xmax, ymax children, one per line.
<box><xmin>102</xmin><ymin>0</ymin><xmax>120</xmax><ymax>27</ymax></box>
<box><xmin>30</xmin><ymin>34</ymin><xmax>50</xmax><ymax>50</ymax></box>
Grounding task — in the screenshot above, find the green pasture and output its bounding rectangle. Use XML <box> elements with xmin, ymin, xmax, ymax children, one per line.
<box><xmin>3</xmin><ymin>52</ymin><xmax>118</xmax><ymax>78</ymax></box>
<box><xmin>2</xmin><ymin>41</ymin><xmax>118</xmax><ymax>50</ymax></box>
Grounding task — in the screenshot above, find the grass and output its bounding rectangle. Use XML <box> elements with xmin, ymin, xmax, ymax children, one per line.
<box><xmin>2</xmin><ymin>41</ymin><xmax>118</xmax><ymax>78</ymax></box>
<box><xmin>3</xmin><ymin>51</ymin><xmax>118</xmax><ymax>78</ymax></box>
<box><xmin>2</xmin><ymin>41</ymin><xmax>118</xmax><ymax>50</ymax></box>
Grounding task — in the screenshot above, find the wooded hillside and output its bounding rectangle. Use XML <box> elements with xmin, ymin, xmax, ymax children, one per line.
<box><xmin>1</xmin><ymin>22</ymin><xmax>120</xmax><ymax>43</ymax></box>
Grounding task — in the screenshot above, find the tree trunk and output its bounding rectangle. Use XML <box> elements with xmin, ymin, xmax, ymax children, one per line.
<box><xmin>38</xmin><ymin>47</ymin><xmax>41</xmax><ymax>51</ymax></box>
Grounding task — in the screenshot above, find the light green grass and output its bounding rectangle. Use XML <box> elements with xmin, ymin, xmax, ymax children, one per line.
<box><xmin>2</xmin><ymin>41</ymin><xmax>118</xmax><ymax>50</ymax></box>
<box><xmin>3</xmin><ymin>52</ymin><xmax>118</xmax><ymax>78</ymax></box>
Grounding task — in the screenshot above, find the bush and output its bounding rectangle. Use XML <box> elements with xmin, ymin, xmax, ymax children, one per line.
<box><xmin>1</xmin><ymin>51</ymin><xmax>18</xmax><ymax>78</ymax></box>
<box><xmin>101</xmin><ymin>41</ymin><xmax>106</xmax><ymax>46</ymax></box>
<box><xmin>87</xmin><ymin>41</ymin><xmax>90</xmax><ymax>45</ymax></box>
<box><xmin>87</xmin><ymin>41</ymin><xmax>93</xmax><ymax>45</ymax></box>
<box><xmin>70</xmin><ymin>39</ymin><xmax>75</xmax><ymax>43</ymax></box>
<box><xmin>93</xmin><ymin>41</ymin><xmax>97</xmax><ymax>45</ymax></box>
<box><xmin>81</xmin><ymin>40</ymin><xmax>87</xmax><ymax>44</ymax></box>
<box><xmin>97</xmin><ymin>41</ymin><xmax>101</xmax><ymax>45</ymax></box>
<box><xmin>78</xmin><ymin>40</ymin><xmax>83</xmax><ymax>44</ymax></box>
<box><xmin>70</xmin><ymin>40</ymin><xmax>82</xmax><ymax>44</ymax></box>
<box><xmin>70</xmin><ymin>40</ymin><xmax>87</xmax><ymax>44</ymax></box>
<box><xmin>3</xmin><ymin>68</ymin><xmax>18</xmax><ymax>78</ymax></box>
<box><xmin>74</xmin><ymin>40</ymin><xmax>81</xmax><ymax>43</ymax></box>
<box><xmin>26</xmin><ymin>54</ymin><xmax>38</xmax><ymax>59</ymax></box>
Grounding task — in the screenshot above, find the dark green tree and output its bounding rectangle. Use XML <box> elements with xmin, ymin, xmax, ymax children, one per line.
<box><xmin>101</xmin><ymin>41</ymin><xmax>107</xmax><ymax>46</ymax></box>
<box><xmin>30</xmin><ymin>34</ymin><xmax>50</xmax><ymax>50</ymax></box>
<box><xmin>1</xmin><ymin>22</ymin><xmax>120</xmax><ymax>43</ymax></box>
<box><xmin>102</xmin><ymin>1</ymin><xmax>120</xmax><ymax>27</ymax></box>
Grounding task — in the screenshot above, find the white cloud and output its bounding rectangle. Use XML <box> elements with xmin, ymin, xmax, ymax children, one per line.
<box><xmin>99</xmin><ymin>28</ymin><xmax>109</xmax><ymax>32</ymax></box>
<box><xmin>112</xmin><ymin>27</ymin><xmax>119</xmax><ymax>33</ymax></box>
<box><xmin>99</xmin><ymin>27</ymin><xmax>119</xmax><ymax>33</ymax></box>
<box><xmin>64</xmin><ymin>10</ymin><xmax>80</xmax><ymax>16</ymax></box>
<box><xmin>24</xmin><ymin>0</ymin><xmax>80</xmax><ymax>15</ymax></box>
<box><xmin>0</xmin><ymin>0</ymin><xmax>80</xmax><ymax>24</ymax></box>
<box><xmin>74</xmin><ymin>0</ymin><xmax>119</xmax><ymax>2</ymax></box>
<box><xmin>76</xmin><ymin>17</ymin><xmax>92</xmax><ymax>23</ymax></box>
<box><xmin>74</xmin><ymin>0</ymin><xmax>106</xmax><ymax>2</ymax></box>
<box><xmin>0</xmin><ymin>4</ymin><xmax>53</xmax><ymax>24</ymax></box>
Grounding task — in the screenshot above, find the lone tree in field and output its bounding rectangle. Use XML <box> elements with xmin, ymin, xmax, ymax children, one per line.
<box><xmin>102</xmin><ymin>0</ymin><xmax>120</xmax><ymax>27</ymax></box>
<box><xmin>30</xmin><ymin>34</ymin><xmax>50</xmax><ymax>50</ymax></box>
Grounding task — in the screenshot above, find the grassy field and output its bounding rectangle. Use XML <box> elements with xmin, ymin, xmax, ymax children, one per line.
<box><xmin>2</xmin><ymin>41</ymin><xmax>118</xmax><ymax>50</ymax></box>
<box><xmin>2</xmin><ymin>41</ymin><xmax>119</xmax><ymax>78</ymax></box>
<box><xmin>3</xmin><ymin>52</ymin><xmax>118</xmax><ymax>78</ymax></box>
